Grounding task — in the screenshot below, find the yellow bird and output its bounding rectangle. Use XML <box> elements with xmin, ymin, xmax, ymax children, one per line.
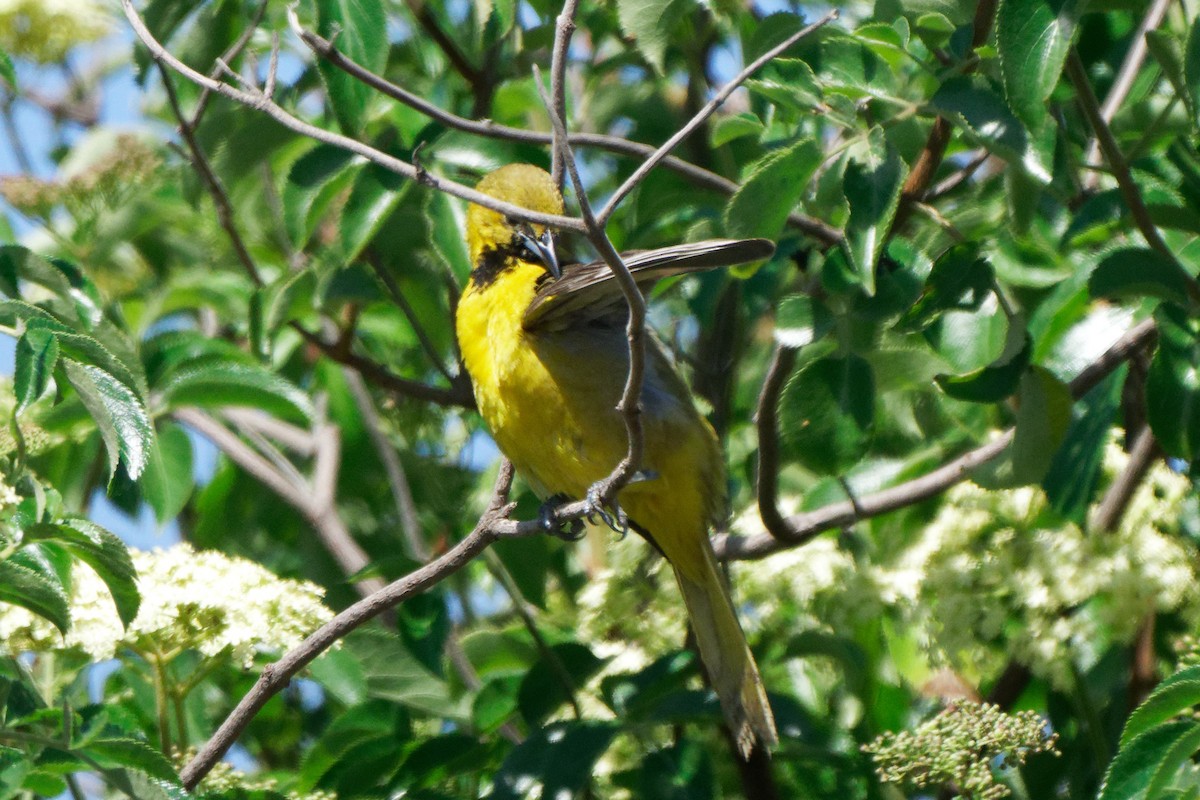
<box><xmin>455</xmin><ymin>164</ymin><xmax>777</xmax><ymax>757</ymax></box>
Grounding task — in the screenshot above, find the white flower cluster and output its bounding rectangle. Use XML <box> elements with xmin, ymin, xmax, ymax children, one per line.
<box><xmin>0</xmin><ymin>544</ymin><xmax>333</xmax><ymax>667</ymax></box>
<box><xmin>0</xmin><ymin>0</ymin><xmax>111</xmax><ymax>63</ymax></box>
<box><xmin>909</xmin><ymin>440</ymin><xmax>1195</xmax><ymax>688</ymax></box>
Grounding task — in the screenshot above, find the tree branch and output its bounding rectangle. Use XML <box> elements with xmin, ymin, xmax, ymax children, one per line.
<box><xmin>1066</xmin><ymin>51</ymin><xmax>1174</xmax><ymax>260</ymax></box>
<box><xmin>717</xmin><ymin>318</ymin><xmax>1159</xmax><ymax>561</ymax></box>
<box><xmin>180</xmin><ymin>463</ymin><xmax>519</xmax><ymax>790</ymax></box>
<box><xmin>597</xmin><ymin>10</ymin><xmax>838</xmax><ymax>225</ymax></box>
<box><xmin>288</xmin><ymin>16</ymin><xmax>842</xmax><ymax>246</ymax></box>
<box><xmin>755</xmin><ymin>345</ymin><xmax>797</xmax><ymax>540</ymax></box>
<box><xmin>1091</xmin><ymin>425</ymin><xmax>1159</xmax><ymax>534</ymax></box>
<box><xmin>548</xmin><ymin>0</ymin><xmax>580</xmax><ymax>186</ymax></box>
<box><xmin>123</xmin><ymin>0</ymin><xmax>587</xmax><ymax>233</ymax></box>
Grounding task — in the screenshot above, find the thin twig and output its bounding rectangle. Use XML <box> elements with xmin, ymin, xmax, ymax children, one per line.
<box><xmin>402</xmin><ymin>0</ymin><xmax>484</xmax><ymax>90</ymax></box>
<box><xmin>365</xmin><ymin>253</ymin><xmax>459</xmax><ymax>387</ymax></box>
<box><xmin>1081</xmin><ymin>0</ymin><xmax>1174</xmax><ymax>188</ymax></box>
<box><xmin>1066</xmin><ymin>51</ymin><xmax>1175</xmax><ymax>259</ymax></box>
<box><xmin>124</xmin><ymin>0</ymin><xmax>586</xmax><ymax>233</ymax></box>
<box><xmin>894</xmin><ymin>0</ymin><xmax>996</xmax><ymax>226</ymax></box>
<box><xmin>755</xmin><ymin>346</ymin><xmax>797</xmax><ymax>540</ymax></box>
<box><xmin>157</xmin><ymin>63</ymin><xmax>263</xmax><ymax>286</ymax></box>
<box><xmin>717</xmin><ymin>318</ymin><xmax>1159</xmax><ymax>561</ymax></box>
<box><xmin>534</xmin><ymin>67</ymin><xmax>646</xmax><ymax>497</ymax></box>
<box><xmin>548</xmin><ymin>0</ymin><xmax>581</xmax><ymax>186</ymax></box>
<box><xmin>1091</xmin><ymin>425</ymin><xmax>1158</xmax><ymax>534</ymax></box>
<box><xmin>289</xmin><ymin>18</ymin><xmax>842</xmax><ymax>245</ymax></box>
<box><xmin>597</xmin><ymin>10</ymin><xmax>838</xmax><ymax>225</ymax></box>
<box><xmin>190</xmin><ymin>0</ymin><xmax>268</xmax><ymax>128</ymax></box>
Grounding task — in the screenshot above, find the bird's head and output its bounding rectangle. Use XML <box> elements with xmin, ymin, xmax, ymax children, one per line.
<box><xmin>466</xmin><ymin>164</ymin><xmax>563</xmax><ymax>279</ymax></box>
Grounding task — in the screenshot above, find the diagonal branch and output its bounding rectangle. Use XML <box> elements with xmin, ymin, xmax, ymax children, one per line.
<box><xmin>288</xmin><ymin>18</ymin><xmax>842</xmax><ymax>245</ymax></box>
<box><xmin>725</xmin><ymin>317</ymin><xmax>1159</xmax><ymax>561</ymax></box>
<box><xmin>548</xmin><ymin>0</ymin><xmax>581</xmax><ymax>186</ymax></box>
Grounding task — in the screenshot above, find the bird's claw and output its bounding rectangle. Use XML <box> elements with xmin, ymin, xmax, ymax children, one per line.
<box><xmin>584</xmin><ymin>483</ymin><xmax>629</xmax><ymax>537</ymax></box>
<box><xmin>539</xmin><ymin>494</ymin><xmax>585</xmax><ymax>542</ymax></box>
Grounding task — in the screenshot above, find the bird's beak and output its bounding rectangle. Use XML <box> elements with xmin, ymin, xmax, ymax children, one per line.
<box><xmin>520</xmin><ymin>228</ymin><xmax>560</xmax><ymax>279</ymax></box>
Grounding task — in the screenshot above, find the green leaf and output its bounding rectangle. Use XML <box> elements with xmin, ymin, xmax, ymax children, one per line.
<box><xmin>1099</xmin><ymin>720</ymin><xmax>1200</xmax><ymax>800</ymax></box>
<box><xmin>425</xmin><ymin>190</ymin><xmax>471</xmax><ymax>282</ymax></box>
<box><xmin>843</xmin><ymin>129</ymin><xmax>907</xmax><ymax>294</ymax></box>
<box><xmin>23</xmin><ymin>520</ymin><xmax>139</xmax><ymax>627</ymax></box>
<box><xmin>775</xmin><ymin>294</ymin><xmax>834</xmax><ymax>348</ymax></box>
<box><xmin>472</xmin><ymin>675</ymin><xmax>521</xmax><ymax>734</ymax></box>
<box><xmin>710</xmin><ymin>113</ymin><xmax>764</xmax><ymax>147</ymax></box>
<box><xmin>1122</xmin><ymin>666</ymin><xmax>1200</xmax><ymax>747</ymax></box>
<box><xmin>315</xmin><ymin>0</ymin><xmax>388</xmax><ymax>135</ymax></box>
<box><xmin>996</xmin><ymin>0</ymin><xmax>1079</xmax><ymax>129</ymax></box>
<box><xmin>898</xmin><ymin>243</ymin><xmax>994</xmax><ymax>330</ymax></box>
<box><xmin>139</xmin><ymin>423</ymin><xmax>194</xmax><ymax>525</ymax></box>
<box><xmin>0</xmin><ymin>559</ymin><xmax>70</xmax><ymax>634</ymax></box>
<box><xmin>1089</xmin><ymin>248</ymin><xmax>1197</xmax><ymax>306</ymax></box>
<box><xmin>349</xmin><ymin>629</ymin><xmax>457</xmax><ymax>718</ymax></box>
<box><xmin>616</xmin><ymin>0</ymin><xmax>696</xmax><ymax>73</ymax></box>
<box><xmin>82</xmin><ymin>738</ymin><xmax>178</xmax><ymax>783</ymax></box>
<box><xmin>309</xmin><ymin>648</ymin><xmax>368</xmax><ymax>708</ymax></box>
<box><xmin>936</xmin><ymin>330</ymin><xmax>1031</xmax><ymax>403</ymax></box>
<box><xmin>779</xmin><ymin>355</ymin><xmax>875</xmax><ymax>475</ymax></box>
<box><xmin>284</xmin><ymin>144</ymin><xmax>360</xmax><ymax>248</ymax></box>
<box><xmin>725</xmin><ymin>139</ymin><xmax>823</xmax><ymax>241</ymax></box>
<box><xmin>518</xmin><ymin>643</ymin><xmax>606</xmax><ymax>725</ymax></box>
<box><xmin>1010</xmin><ymin>367</ymin><xmax>1072</xmax><ymax>483</ymax></box>
<box><xmin>13</xmin><ymin>327</ymin><xmax>58</xmax><ymax>414</ymax></box>
<box><xmin>1146</xmin><ymin>304</ymin><xmax>1200</xmax><ymax>459</ymax></box>
<box><xmin>492</xmin><ymin>721</ymin><xmax>618</xmax><ymax>800</ymax></box>
<box><xmin>931</xmin><ymin>76</ymin><xmax>1052</xmax><ymax>183</ymax></box>
<box><xmin>340</xmin><ymin>163</ymin><xmax>411</xmax><ymax>265</ymax></box>
<box><xmin>1043</xmin><ymin>368</ymin><xmax>1124</xmax><ymax>521</ymax></box>
<box><xmin>158</xmin><ymin>358</ymin><xmax>313</xmax><ymax>422</ymax></box>
<box><xmin>62</xmin><ymin>361</ymin><xmax>154</xmax><ymax>480</ymax></box>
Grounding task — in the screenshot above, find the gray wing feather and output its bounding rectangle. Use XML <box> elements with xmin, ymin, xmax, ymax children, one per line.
<box><xmin>523</xmin><ymin>238</ymin><xmax>774</xmax><ymax>330</ymax></box>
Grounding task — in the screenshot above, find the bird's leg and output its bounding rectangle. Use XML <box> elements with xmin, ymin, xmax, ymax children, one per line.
<box><xmin>538</xmin><ymin>493</ymin><xmax>585</xmax><ymax>542</ymax></box>
<box><xmin>584</xmin><ymin>482</ymin><xmax>627</xmax><ymax>535</ymax></box>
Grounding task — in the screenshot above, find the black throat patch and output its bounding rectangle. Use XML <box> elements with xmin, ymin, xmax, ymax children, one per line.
<box><xmin>470</xmin><ymin>238</ymin><xmax>524</xmax><ymax>288</ymax></box>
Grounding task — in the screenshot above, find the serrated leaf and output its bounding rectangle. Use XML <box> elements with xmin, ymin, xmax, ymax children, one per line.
<box><xmin>426</xmin><ymin>190</ymin><xmax>471</xmax><ymax>281</ymax></box>
<box><xmin>1099</xmin><ymin>720</ymin><xmax>1200</xmax><ymax>800</ymax></box>
<box><xmin>1123</xmin><ymin>666</ymin><xmax>1200</xmax><ymax>747</ymax></box>
<box><xmin>617</xmin><ymin>0</ymin><xmax>695</xmax><ymax>73</ymax></box>
<box><xmin>315</xmin><ymin>0</ymin><xmax>388</xmax><ymax>134</ymax></box>
<box><xmin>13</xmin><ymin>328</ymin><xmax>58</xmax><ymax>413</ymax></box>
<box><xmin>63</xmin><ymin>361</ymin><xmax>154</xmax><ymax>480</ymax></box>
<box><xmin>140</xmin><ymin>423</ymin><xmax>194</xmax><ymax>525</ymax></box>
<box><xmin>996</xmin><ymin>0</ymin><xmax>1080</xmax><ymax>129</ymax></box>
<box><xmin>0</xmin><ymin>559</ymin><xmax>70</xmax><ymax>634</ymax></box>
<box><xmin>83</xmin><ymin>738</ymin><xmax>178</xmax><ymax>783</ymax></box>
<box><xmin>844</xmin><ymin>131</ymin><xmax>907</xmax><ymax>294</ymax></box>
<box><xmin>23</xmin><ymin>520</ymin><xmax>139</xmax><ymax>627</ymax></box>
<box><xmin>158</xmin><ymin>358</ymin><xmax>313</xmax><ymax>422</ymax></box>
<box><xmin>1010</xmin><ymin>367</ymin><xmax>1072</xmax><ymax>483</ymax></box>
<box><xmin>779</xmin><ymin>354</ymin><xmax>875</xmax><ymax>475</ymax></box>
<box><xmin>931</xmin><ymin>76</ymin><xmax>1052</xmax><ymax>183</ymax></box>
<box><xmin>937</xmin><ymin>330</ymin><xmax>1031</xmax><ymax>403</ymax></box>
<box><xmin>349</xmin><ymin>629</ymin><xmax>456</xmax><ymax>718</ymax></box>
<box><xmin>1147</xmin><ymin>30</ymin><xmax>1194</xmax><ymax>124</ymax></box>
<box><xmin>1089</xmin><ymin>248</ymin><xmax>1197</xmax><ymax>306</ymax></box>
<box><xmin>710</xmin><ymin>113</ymin><xmax>764</xmax><ymax>147</ymax></box>
<box><xmin>725</xmin><ymin>139</ymin><xmax>823</xmax><ymax>241</ymax></box>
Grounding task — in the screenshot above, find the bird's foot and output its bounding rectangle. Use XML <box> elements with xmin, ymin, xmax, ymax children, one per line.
<box><xmin>538</xmin><ymin>494</ymin><xmax>585</xmax><ymax>542</ymax></box>
<box><xmin>584</xmin><ymin>483</ymin><xmax>629</xmax><ymax>537</ymax></box>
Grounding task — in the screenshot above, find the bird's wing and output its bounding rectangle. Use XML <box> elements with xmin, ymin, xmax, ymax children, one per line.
<box><xmin>522</xmin><ymin>238</ymin><xmax>775</xmax><ymax>331</ymax></box>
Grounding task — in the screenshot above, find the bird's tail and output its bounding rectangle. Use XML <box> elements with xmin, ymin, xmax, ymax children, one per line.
<box><xmin>674</xmin><ymin>542</ymin><xmax>777</xmax><ymax>759</ymax></box>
